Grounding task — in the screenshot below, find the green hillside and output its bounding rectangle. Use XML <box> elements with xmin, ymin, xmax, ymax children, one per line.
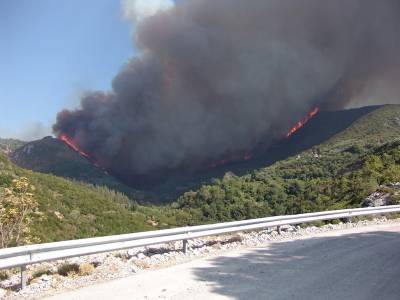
<box><xmin>175</xmin><ymin>105</ymin><xmax>400</xmax><ymax>223</ymax></box>
<box><xmin>325</xmin><ymin>105</ymin><xmax>400</xmax><ymax>150</ymax></box>
<box><xmin>10</xmin><ymin>137</ymin><xmax>149</xmax><ymax>201</ymax></box>
<box><xmin>0</xmin><ymin>152</ymin><xmax>183</xmax><ymax>243</ymax></box>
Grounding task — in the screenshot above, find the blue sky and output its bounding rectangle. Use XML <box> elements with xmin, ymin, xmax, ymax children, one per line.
<box><xmin>0</xmin><ymin>1</ymin><xmax>135</xmax><ymax>140</ymax></box>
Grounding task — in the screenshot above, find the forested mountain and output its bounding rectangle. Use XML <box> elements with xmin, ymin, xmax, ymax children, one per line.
<box><xmin>7</xmin><ymin>106</ymin><xmax>381</xmax><ymax>201</ymax></box>
<box><xmin>10</xmin><ymin>136</ymin><xmax>149</xmax><ymax>201</ymax></box>
<box><xmin>1</xmin><ymin>105</ymin><xmax>400</xmax><ymax>245</ymax></box>
<box><xmin>174</xmin><ymin>105</ymin><xmax>400</xmax><ymax>223</ymax></box>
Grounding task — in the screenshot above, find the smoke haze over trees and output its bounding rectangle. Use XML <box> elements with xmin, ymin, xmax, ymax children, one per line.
<box><xmin>53</xmin><ymin>0</ymin><xmax>400</xmax><ymax>185</ymax></box>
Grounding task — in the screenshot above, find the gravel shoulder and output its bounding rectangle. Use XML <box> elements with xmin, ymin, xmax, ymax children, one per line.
<box><xmin>2</xmin><ymin>217</ymin><xmax>400</xmax><ymax>299</ymax></box>
<box><xmin>45</xmin><ymin>222</ymin><xmax>400</xmax><ymax>300</ymax></box>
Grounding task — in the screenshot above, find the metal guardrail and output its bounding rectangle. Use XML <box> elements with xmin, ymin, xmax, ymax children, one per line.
<box><xmin>1</xmin><ymin>205</ymin><xmax>400</xmax><ymax>289</ymax></box>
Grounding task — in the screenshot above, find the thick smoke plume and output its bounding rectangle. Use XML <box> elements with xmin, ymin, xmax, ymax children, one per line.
<box><xmin>122</xmin><ymin>0</ymin><xmax>174</xmax><ymax>24</ymax></box>
<box><xmin>54</xmin><ymin>0</ymin><xmax>400</xmax><ymax>185</ymax></box>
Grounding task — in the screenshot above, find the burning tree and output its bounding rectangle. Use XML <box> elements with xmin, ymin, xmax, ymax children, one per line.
<box><xmin>0</xmin><ymin>177</ymin><xmax>41</xmax><ymax>248</ymax></box>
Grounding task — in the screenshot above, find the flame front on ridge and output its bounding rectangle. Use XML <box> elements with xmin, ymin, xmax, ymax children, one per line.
<box><xmin>59</xmin><ymin>134</ymin><xmax>90</xmax><ymax>159</ymax></box>
<box><xmin>286</xmin><ymin>107</ymin><xmax>320</xmax><ymax>138</ymax></box>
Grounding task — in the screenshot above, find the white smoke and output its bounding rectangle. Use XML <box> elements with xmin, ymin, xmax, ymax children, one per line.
<box><xmin>1</xmin><ymin>122</ymin><xmax>51</xmax><ymax>141</ymax></box>
<box><xmin>122</xmin><ymin>0</ymin><xmax>174</xmax><ymax>24</ymax></box>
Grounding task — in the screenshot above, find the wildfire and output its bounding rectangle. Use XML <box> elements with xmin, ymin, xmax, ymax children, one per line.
<box><xmin>59</xmin><ymin>134</ymin><xmax>90</xmax><ymax>159</ymax></box>
<box><xmin>243</xmin><ymin>153</ymin><xmax>252</xmax><ymax>161</ymax></box>
<box><xmin>208</xmin><ymin>152</ymin><xmax>253</xmax><ymax>168</ymax></box>
<box><xmin>286</xmin><ymin>107</ymin><xmax>320</xmax><ymax>138</ymax></box>
<box><xmin>209</xmin><ymin>159</ymin><xmax>229</xmax><ymax>169</ymax></box>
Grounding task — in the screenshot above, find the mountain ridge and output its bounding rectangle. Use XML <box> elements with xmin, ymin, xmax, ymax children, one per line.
<box><xmin>0</xmin><ymin>137</ymin><xmax>26</xmax><ymax>154</ymax></box>
<box><xmin>6</xmin><ymin>105</ymin><xmax>386</xmax><ymax>202</ymax></box>
<box><xmin>10</xmin><ymin>136</ymin><xmax>149</xmax><ymax>201</ymax></box>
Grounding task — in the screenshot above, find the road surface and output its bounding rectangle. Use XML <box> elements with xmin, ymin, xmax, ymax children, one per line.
<box><xmin>46</xmin><ymin>223</ymin><xmax>400</xmax><ymax>300</ymax></box>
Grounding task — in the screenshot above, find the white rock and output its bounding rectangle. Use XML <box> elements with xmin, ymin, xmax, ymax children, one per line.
<box><xmin>137</xmin><ymin>253</ymin><xmax>146</xmax><ymax>260</ymax></box>
<box><xmin>130</xmin><ymin>265</ymin><xmax>139</xmax><ymax>273</ymax></box>
<box><xmin>127</xmin><ymin>249</ymin><xmax>137</xmax><ymax>258</ymax></box>
<box><xmin>152</xmin><ymin>254</ymin><xmax>163</xmax><ymax>261</ymax></box>
<box><xmin>41</xmin><ymin>274</ymin><xmax>52</xmax><ymax>282</ymax></box>
<box><xmin>286</xmin><ymin>226</ymin><xmax>295</xmax><ymax>232</ymax></box>
<box><xmin>0</xmin><ymin>288</ymin><xmax>6</xmax><ymax>297</ymax></box>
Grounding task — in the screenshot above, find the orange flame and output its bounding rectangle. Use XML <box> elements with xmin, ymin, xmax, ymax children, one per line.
<box><xmin>243</xmin><ymin>153</ymin><xmax>252</xmax><ymax>161</ymax></box>
<box><xmin>208</xmin><ymin>152</ymin><xmax>253</xmax><ymax>169</ymax></box>
<box><xmin>286</xmin><ymin>107</ymin><xmax>320</xmax><ymax>138</ymax></box>
<box><xmin>59</xmin><ymin>134</ymin><xmax>90</xmax><ymax>159</ymax></box>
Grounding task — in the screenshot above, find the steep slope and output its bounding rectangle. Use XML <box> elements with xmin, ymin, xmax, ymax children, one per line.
<box><xmin>0</xmin><ymin>152</ymin><xmax>182</xmax><ymax>243</ymax></box>
<box><xmin>7</xmin><ymin>106</ymin><xmax>384</xmax><ymax>202</ymax></box>
<box><xmin>175</xmin><ymin>105</ymin><xmax>400</xmax><ymax>222</ymax></box>
<box><xmin>1</xmin><ymin>105</ymin><xmax>399</xmax><ymax>245</ymax></box>
<box><xmin>149</xmin><ymin>105</ymin><xmax>381</xmax><ymax>199</ymax></box>
<box><xmin>324</xmin><ymin>104</ymin><xmax>400</xmax><ymax>150</ymax></box>
<box><xmin>10</xmin><ymin>136</ymin><xmax>148</xmax><ymax>201</ymax></box>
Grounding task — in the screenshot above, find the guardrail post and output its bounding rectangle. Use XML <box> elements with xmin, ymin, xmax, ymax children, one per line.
<box><xmin>183</xmin><ymin>239</ymin><xmax>189</xmax><ymax>253</ymax></box>
<box><xmin>277</xmin><ymin>226</ymin><xmax>282</xmax><ymax>235</ymax></box>
<box><xmin>346</xmin><ymin>212</ymin><xmax>353</xmax><ymax>224</ymax></box>
<box><xmin>20</xmin><ymin>265</ymin><xmax>27</xmax><ymax>289</ymax></box>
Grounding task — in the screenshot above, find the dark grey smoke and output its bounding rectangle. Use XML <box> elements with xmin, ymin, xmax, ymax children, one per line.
<box><xmin>54</xmin><ymin>0</ymin><xmax>400</xmax><ymax>185</ymax></box>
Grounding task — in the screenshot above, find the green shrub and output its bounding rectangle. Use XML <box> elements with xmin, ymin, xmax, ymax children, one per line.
<box><xmin>57</xmin><ymin>263</ymin><xmax>80</xmax><ymax>277</ymax></box>
<box><xmin>0</xmin><ymin>270</ymin><xmax>9</xmax><ymax>280</ymax></box>
<box><xmin>31</xmin><ymin>267</ymin><xmax>52</xmax><ymax>279</ymax></box>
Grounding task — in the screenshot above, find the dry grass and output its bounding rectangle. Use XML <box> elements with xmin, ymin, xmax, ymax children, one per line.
<box><xmin>78</xmin><ymin>263</ymin><xmax>95</xmax><ymax>276</ymax></box>
<box><xmin>134</xmin><ymin>260</ymin><xmax>151</xmax><ymax>269</ymax></box>
<box><xmin>113</xmin><ymin>251</ymin><xmax>129</xmax><ymax>261</ymax></box>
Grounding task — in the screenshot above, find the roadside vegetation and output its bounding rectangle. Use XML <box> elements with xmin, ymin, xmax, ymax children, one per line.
<box><xmin>0</xmin><ymin>177</ymin><xmax>41</xmax><ymax>247</ymax></box>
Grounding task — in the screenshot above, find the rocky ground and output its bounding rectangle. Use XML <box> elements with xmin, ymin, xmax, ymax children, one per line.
<box><xmin>1</xmin><ymin>216</ymin><xmax>399</xmax><ymax>299</ymax></box>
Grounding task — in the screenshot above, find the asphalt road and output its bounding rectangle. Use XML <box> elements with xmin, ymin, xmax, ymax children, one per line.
<box><xmin>46</xmin><ymin>224</ymin><xmax>400</xmax><ymax>300</ymax></box>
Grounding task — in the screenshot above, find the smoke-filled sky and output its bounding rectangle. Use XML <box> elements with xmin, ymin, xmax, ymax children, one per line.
<box><xmin>53</xmin><ymin>0</ymin><xmax>400</xmax><ymax>185</ymax></box>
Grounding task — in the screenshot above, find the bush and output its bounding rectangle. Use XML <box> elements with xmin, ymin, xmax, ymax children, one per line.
<box><xmin>57</xmin><ymin>263</ymin><xmax>80</xmax><ymax>277</ymax></box>
<box><xmin>0</xmin><ymin>270</ymin><xmax>9</xmax><ymax>280</ymax></box>
<box><xmin>31</xmin><ymin>267</ymin><xmax>52</xmax><ymax>279</ymax></box>
<box><xmin>0</xmin><ymin>177</ymin><xmax>41</xmax><ymax>248</ymax></box>
<box><xmin>78</xmin><ymin>263</ymin><xmax>95</xmax><ymax>276</ymax></box>
<box><xmin>226</xmin><ymin>235</ymin><xmax>243</xmax><ymax>243</ymax></box>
